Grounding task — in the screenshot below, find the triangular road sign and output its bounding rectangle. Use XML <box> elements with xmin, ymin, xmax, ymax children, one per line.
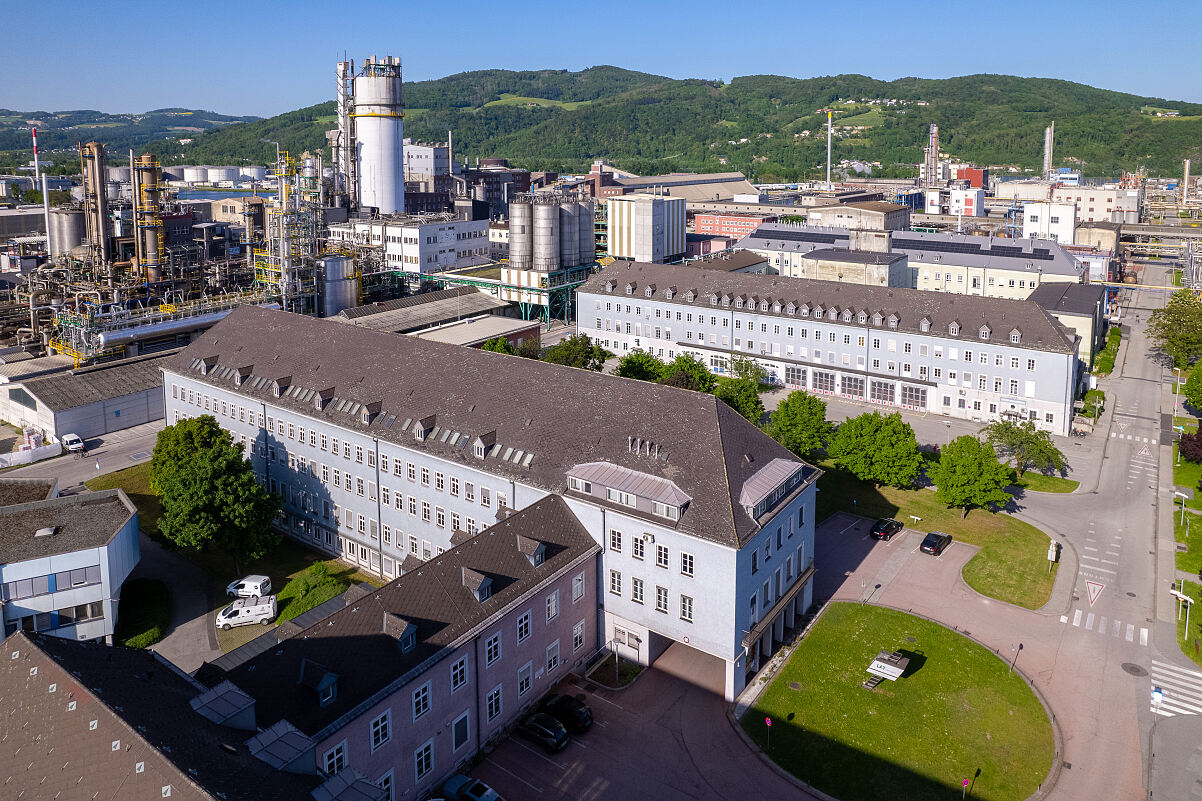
<box><xmin>1119</xmin><ymin>422</ymin><xmax>1129</xmax><ymax>433</ymax></box>
<box><xmin>1138</xmin><ymin>444</ymin><xmax>1151</xmax><ymax>457</ymax></box>
<box><xmin>1086</xmin><ymin>581</ymin><xmax>1105</xmax><ymax>606</ymax></box>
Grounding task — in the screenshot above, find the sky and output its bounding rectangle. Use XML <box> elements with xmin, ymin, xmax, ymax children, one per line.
<box><xmin>7</xmin><ymin>0</ymin><xmax>1201</xmax><ymax>116</ymax></box>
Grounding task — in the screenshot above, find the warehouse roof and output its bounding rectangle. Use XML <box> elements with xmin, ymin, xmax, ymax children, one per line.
<box><xmin>332</xmin><ymin>287</ymin><xmax>510</xmax><ymax>334</ymax></box>
<box><xmin>836</xmin><ymin>201</ymin><xmax>910</xmax><ymax>214</ymax></box>
<box><xmin>612</xmin><ymin>172</ymin><xmax>757</xmax><ymax>202</ymax></box>
<box><xmin>0</xmin><ymin>477</ymin><xmax>56</xmax><ymax>509</ymax></box>
<box><xmin>0</xmin><ymin>353</ymin><xmax>74</xmax><ymax>381</ymax></box>
<box><xmin>580</xmin><ymin>260</ymin><xmax>1075</xmax><ymax>354</ymax></box>
<box><xmin>413</xmin><ymin>315</ymin><xmax>539</xmax><ymax>347</ymax></box>
<box><xmin>167</xmin><ymin>306</ymin><xmax>815</xmax><ymax>547</ymax></box>
<box><xmin>739</xmin><ymin>223</ymin><xmax>1083</xmax><ymax>277</ymax></box>
<box><xmin>203</xmin><ymin>494</ymin><xmax>599</xmax><ymax>737</ymax></box>
<box><xmin>0</xmin><ymin>489</ymin><xmax>134</xmax><ymax>564</ymax></box>
<box><xmin>802</xmin><ymin>248</ymin><xmax>906</xmax><ymax>265</ymax></box>
<box><xmin>681</xmin><ymin>249</ymin><xmax>769</xmax><ymax>272</ymax></box>
<box><xmin>0</xmin><ymin>631</ymin><xmax>327</xmax><ymax>801</ymax></box>
<box><xmin>1026</xmin><ymin>282</ymin><xmax>1107</xmax><ymax>317</ymax></box>
<box><xmin>21</xmin><ymin>350</ymin><xmax>176</xmax><ymax>411</ymax></box>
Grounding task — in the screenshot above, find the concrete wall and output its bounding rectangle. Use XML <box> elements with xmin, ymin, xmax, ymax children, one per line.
<box><xmin>51</xmin><ymin>388</ymin><xmax>163</xmax><ymax>440</ymax></box>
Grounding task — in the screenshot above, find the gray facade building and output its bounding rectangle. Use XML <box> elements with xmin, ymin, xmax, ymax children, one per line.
<box><xmin>162</xmin><ymin>306</ymin><xmax>821</xmax><ymax>701</ymax></box>
<box><xmin>579</xmin><ymin>261</ymin><xmax>1079</xmax><ymax>435</ymax></box>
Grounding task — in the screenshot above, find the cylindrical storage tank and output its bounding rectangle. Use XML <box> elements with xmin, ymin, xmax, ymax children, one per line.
<box><xmin>578</xmin><ymin>199</ymin><xmax>596</xmax><ymax>263</ymax></box>
<box><xmin>107</xmin><ymin>166</ymin><xmax>131</xmax><ymax>182</ymax></box>
<box><xmin>207</xmin><ymin>166</ymin><xmax>238</xmax><ymax>183</ymax></box>
<box><xmin>161</xmin><ymin>165</ymin><xmax>185</xmax><ymax>181</ymax></box>
<box><xmin>48</xmin><ymin>208</ymin><xmax>85</xmax><ymax>257</ymax></box>
<box><xmin>533</xmin><ymin>198</ymin><xmax>560</xmax><ymax>271</ymax></box>
<box><xmin>105</xmin><ymin>181</ymin><xmax>123</xmax><ymax>201</ymax></box>
<box><xmin>558</xmin><ymin>199</ymin><xmax>579</xmax><ymax>267</ymax></box>
<box><xmin>509</xmin><ymin>196</ymin><xmax>534</xmax><ymax>270</ymax></box>
<box><xmin>301</xmin><ymin>156</ymin><xmax>317</xmax><ymax>179</ymax></box>
<box><xmin>183</xmin><ymin>166</ymin><xmax>208</xmax><ymax>183</ymax></box>
<box><xmin>241</xmin><ymin>165</ymin><xmax>267</xmax><ymax>181</ymax></box>
<box><xmin>353</xmin><ymin>56</ymin><xmax>405</xmax><ymax>214</ymax></box>
<box><xmin>318</xmin><ymin>256</ymin><xmax>359</xmax><ymax>318</ymax></box>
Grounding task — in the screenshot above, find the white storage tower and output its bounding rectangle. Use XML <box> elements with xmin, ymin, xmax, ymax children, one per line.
<box><xmin>353</xmin><ymin>55</ymin><xmax>405</xmax><ymax>215</ymax></box>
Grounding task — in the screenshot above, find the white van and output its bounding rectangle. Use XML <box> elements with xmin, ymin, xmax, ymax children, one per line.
<box><xmin>215</xmin><ymin>596</ymin><xmax>277</xmax><ymax>630</ymax></box>
<box><xmin>226</xmin><ymin>575</ymin><xmax>272</xmax><ymax>598</ymax></box>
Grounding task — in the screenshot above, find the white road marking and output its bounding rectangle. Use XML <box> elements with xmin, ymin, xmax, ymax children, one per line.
<box><xmin>512</xmin><ymin>738</ymin><xmax>569</xmax><ymax>769</ymax></box>
<box><xmin>585</xmin><ymin>693</ymin><xmax>624</xmax><ymax>710</ymax></box>
<box><xmin>1084</xmin><ymin>546</ymin><xmax>1099</xmax><ymax>551</ymax></box>
<box><xmin>1141</xmin><ymin>628</ymin><xmax>1149</xmax><ymax>647</ymax></box>
<box><xmin>1080</xmin><ymin>554</ymin><xmax>1099</xmax><ymax>562</ymax></box>
<box><xmin>1112</xmin><ymin>619</ymin><xmax>1121</xmax><ymax>637</ymax></box>
<box><xmin>1126</xmin><ymin>624</ymin><xmax>1135</xmax><ymax>642</ymax></box>
<box><xmin>1072</xmin><ymin>609</ymin><xmax>1082</xmax><ymax>627</ymax></box>
<box><xmin>1106</xmin><ymin>551</ymin><xmax>1120</xmax><ymax>557</ymax></box>
<box><xmin>1098</xmin><ymin>616</ymin><xmax>1108</xmax><ymax>634</ymax></box>
<box><xmin>1086</xmin><ymin>613</ymin><xmax>1095</xmax><ymax>630</ymax></box>
<box><xmin>486</xmin><ymin>757</ymin><xmax>545</xmax><ymax>792</ymax></box>
<box><xmin>1101</xmin><ymin>558</ymin><xmax>1119</xmax><ymax>565</ymax></box>
<box><xmin>1060</xmin><ymin>615</ymin><xmax>1068</xmax><ymax>623</ymax></box>
<box><xmin>1085</xmin><ymin>565</ymin><xmax>1118</xmax><ymax>575</ymax></box>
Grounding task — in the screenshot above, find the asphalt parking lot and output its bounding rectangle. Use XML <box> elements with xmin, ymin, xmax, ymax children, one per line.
<box><xmin>471</xmin><ymin>642</ymin><xmax>819</xmax><ymax>801</ymax></box>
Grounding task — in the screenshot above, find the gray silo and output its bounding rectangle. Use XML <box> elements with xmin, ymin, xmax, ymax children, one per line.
<box><xmin>509</xmin><ymin>195</ymin><xmax>534</xmax><ymax>270</ymax></box>
<box><xmin>532</xmin><ymin>194</ymin><xmax>561</xmax><ymax>272</ymax></box>
<box><xmin>558</xmin><ymin>200</ymin><xmax>579</xmax><ymax>268</ymax></box>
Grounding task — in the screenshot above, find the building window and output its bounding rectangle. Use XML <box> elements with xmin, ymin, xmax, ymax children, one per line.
<box><xmin>450</xmin><ymin>477</ymin><xmax>459</xmax><ymax>497</ymax></box>
<box><xmin>414</xmin><ymin>740</ymin><xmax>433</xmax><ymax>781</ymax></box>
<box><xmin>656</xmin><ymin>544</ymin><xmax>669</xmax><ymax>568</ymax></box>
<box><xmin>485</xmin><ymin>633</ymin><xmax>501</xmax><ymax>666</ymax></box>
<box><xmin>655</xmin><ymin>586</ymin><xmax>669</xmax><ymax>613</ymax></box>
<box><xmin>606</xmin><ymin>488</ymin><xmax>636</xmax><ymax>507</ymax></box>
<box><xmin>371</xmin><ymin>710</ymin><xmax>391</xmax><ymax>751</ymax></box>
<box><xmin>609</xmin><ymin>530</ymin><xmax>622</xmax><ymax>551</ymax></box>
<box><xmin>517</xmin><ymin>610</ymin><xmax>531</xmax><ymax>642</ymax></box>
<box><xmin>412</xmin><ymin>683</ymin><xmax>430</xmax><ymax>721</ymax></box>
<box><xmin>486</xmin><ymin>686</ymin><xmax>502</xmax><ymax>722</ymax></box>
<box><xmin>324</xmin><ymin>741</ymin><xmax>346</xmax><ymax>774</ymax></box>
<box><xmin>609</xmin><ymin>570</ymin><xmax>622</xmax><ymax>595</ymax></box>
<box><xmin>545</xmin><ymin>640</ymin><xmax>560</xmax><ymax>672</ymax></box>
<box><xmin>632</xmin><ymin>577</ymin><xmax>644</xmax><ymax>604</ymax></box>
<box><xmin>546</xmin><ymin>590</ymin><xmax>560</xmax><ymax>621</ymax></box>
<box><xmin>465</xmin><ymin>482</ymin><xmax>475</xmax><ymax>502</ymax></box>
<box><xmin>451</xmin><ymin>656</ymin><xmax>467</xmax><ymax>692</ymax></box>
<box><xmin>435</xmin><ymin>472</ymin><xmax>445</xmax><ymax>492</ymax></box>
<box><xmin>681</xmin><ymin>552</ymin><xmax>694</xmax><ymax>577</ymax></box>
<box><xmin>680</xmin><ymin>595</ymin><xmax>694</xmax><ymax>623</ymax></box>
<box><xmin>573</xmin><ymin>619</ymin><xmax>586</xmax><ymax>651</ymax></box>
<box><xmin>572</xmin><ymin>572</ymin><xmax>585</xmax><ymax>601</ymax></box>
<box><xmin>632</xmin><ymin>538</ymin><xmax>645</xmax><ymax>560</ymax></box>
<box><xmin>518</xmin><ymin>662</ymin><xmax>533</xmax><ymax>697</ymax></box>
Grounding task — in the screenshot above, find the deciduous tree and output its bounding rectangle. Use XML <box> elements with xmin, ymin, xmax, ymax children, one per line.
<box><xmin>981</xmin><ymin>419</ymin><xmax>1066</xmax><ymax>477</ymax></box>
<box><xmin>766</xmin><ymin>390</ymin><xmax>833</xmax><ymax>459</ymax></box>
<box><xmin>1183</xmin><ymin>368</ymin><xmax>1202</xmax><ymax>411</ymax></box>
<box><xmin>657</xmin><ymin>353</ymin><xmax>716</xmax><ymax>393</ymax></box>
<box><xmin>150</xmin><ymin>415</ymin><xmax>231</xmax><ymax>494</ymax></box>
<box><xmin>1149</xmin><ymin>289</ymin><xmax>1202</xmax><ymax>369</ymax></box>
<box><xmin>541</xmin><ymin>333</ymin><xmax>608</xmax><ymax>371</ymax></box>
<box><xmin>480</xmin><ymin>337</ymin><xmax>516</xmax><ymax>355</ymax></box>
<box><xmin>827</xmin><ymin>411</ymin><xmax>924</xmax><ymax>488</ymax></box>
<box><xmin>715</xmin><ymin>378</ymin><xmax>764</xmax><ymax>423</ymax></box>
<box><xmin>614</xmin><ymin>349</ymin><xmax>664</xmax><ymax>382</ymax></box>
<box><xmin>929</xmin><ymin>435</ymin><xmax>1013</xmax><ymax>517</ymax></box>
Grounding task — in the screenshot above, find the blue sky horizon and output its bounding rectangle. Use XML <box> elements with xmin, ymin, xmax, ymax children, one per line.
<box><xmin>6</xmin><ymin>0</ymin><xmax>1200</xmax><ymax>116</ymax></box>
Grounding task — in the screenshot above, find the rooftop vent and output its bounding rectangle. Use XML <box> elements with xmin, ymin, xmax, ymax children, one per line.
<box><xmin>34</xmin><ymin>526</ymin><xmax>57</xmax><ymax>538</ymax></box>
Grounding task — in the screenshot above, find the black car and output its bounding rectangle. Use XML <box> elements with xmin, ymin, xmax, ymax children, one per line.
<box><xmin>516</xmin><ymin>712</ymin><xmax>569</xmax><ymax>753</ymax></box>
<box><xmin>920</xmin><ymin>531</ymin><xmax>953</xmax><ymax>555</ymax></box>
<box><xmin>869</xmin><ymin>518</ymin><xmax>904</xmax><ymax>541</ymax></box>
<box><xmin>539</xmin><ymin>693</ymin><xmax>593</xmax><ymax>733</ymax></box>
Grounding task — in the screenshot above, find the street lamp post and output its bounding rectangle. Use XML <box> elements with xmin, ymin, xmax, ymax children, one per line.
<box><xmin>1177</xmin><ymin>491</ymin><xmax>1189</xmax><ymax>525</ymax></box>
<box><xmin>1009</xmin><ymin>642</ymin><xmax>1023</xmax><ymax>673</ymax></box>
<box><xmin>945</xmin><ymin>421</ymin><xmax>952</xmax><ymax>446</ymax></box>
<box><xmin>1177</xmin><ymin>425</ymin><xmax>1186</xmax><ymax>466</ymax></box>
<box><xmin>1176</xmin><ymin>368</ymin><xmax>1182</xmax><ymax>410</ymax></box>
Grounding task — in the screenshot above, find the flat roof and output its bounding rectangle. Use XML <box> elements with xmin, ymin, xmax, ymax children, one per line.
<box><xmin>1026</xmin><ymin>282</ymin><xmax>1107</xmax><ymax>316</ymax></box>
<box><xmin>413</xmin><ymin>315</ymin><xmax>539</xmax><ymax>346</ymax></box>
<box><xmin>0</xmin><ymin>478</ymin><xmax>56</xmax><ymax>509</ymax></box>
<box><xmin>679</xmin><ymin>249</ymin><xmax>769</xmax><ymax>272</ymax></box>
<box><xmin>20</xmin><ymin>351</ymin><xmax>176</xmax><ymax>411</ymax></box>
<box><xmin>803</xmin><ymin>248</ymin><xmax>906</xmax><ymax>265</ymax></box>
<box><xmin>333</xmin><ymin>288</ymin><xmax>511</xmax><ymax>334</ymax></box>
<box><xmin>0</xmin><ymin>489</ymin><xmax>134</xmax><ymax>564</ymax></box>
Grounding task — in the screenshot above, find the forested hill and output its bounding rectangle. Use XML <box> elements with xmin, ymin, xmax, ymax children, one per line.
<box><xmin>32</xmin><ymin>67</ymin><xmax>1202</xmax><ymax>180</ymax></box>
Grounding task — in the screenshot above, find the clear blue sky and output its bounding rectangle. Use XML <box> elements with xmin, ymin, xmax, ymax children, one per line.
<box><xmin>8</xmin><ymin>0</ymin><xmax>1201</xmax><ymax>116</ymax></box>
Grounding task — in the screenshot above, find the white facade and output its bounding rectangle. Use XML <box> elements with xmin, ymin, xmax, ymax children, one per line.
<box><xmin>403</xmin><ymin>139</ymin><xmax>450</xmax><ymax>188</ymax></box>
<box><xmin>607</xmin><ymin>194</ymin><xmax>686</xmax><ymax>263</ymax></box>
<box><xmin>1024</xmin><ymin>202</ymin><xmax>1077</xmax><ymax>243</ymax></box>
<box><xmin>578</xmin><ymin>280</ymin><xmax>1077</xmax><ymax>435</ymax></box>
<box><xmin>1050</xmin><ymin>185</ymin><xmax>1141</xmax><ymax>224</ymax></box>
<box><xmin>353</xmin><ymin>56</ymin><xmax>405</xmax><ymax>214</ymax></box>
<box><xmin>949</xmin><ymin>188</ymin><xmax>984</xmax><ymax>217</ymax></box>
<box><xmin>327</xmin><ymin>216</ymin><xmax>488</xmax><ymax>278</ymax></box>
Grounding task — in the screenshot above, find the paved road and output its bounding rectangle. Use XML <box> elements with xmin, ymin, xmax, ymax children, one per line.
<box><xmin>9</xmin><ymin>420</ymin><xmax>163</xmax><ymax>489</ymax></box>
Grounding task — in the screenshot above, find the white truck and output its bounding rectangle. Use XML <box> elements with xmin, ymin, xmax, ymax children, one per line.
<box><xmin>215</xmin><ymin>596</ymin><xmax>277</xmax><ymax>630</ymax></box>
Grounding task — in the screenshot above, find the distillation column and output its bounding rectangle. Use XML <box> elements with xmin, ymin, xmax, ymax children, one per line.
<box><xmin>353</xmin><ymin>56</ymin><xmax>404</xmax><ymax>214</ymax></box>
<box><xmin>81</xmin><ymin>141</ymin><xmax>111</xmax><ymax>266</ymax></box>
<box><xmin>133</xmin><ymin>154</ymin><xmax>164</xmax><ymax>282</ymax></box>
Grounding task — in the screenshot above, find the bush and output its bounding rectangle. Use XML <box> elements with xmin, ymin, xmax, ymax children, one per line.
<box><xmin>114</xmin><ymin>579</ymin><xmax>171</xmax><ymax>648</ymax></box>
<box><xmin>1181</xmin><ymin>430</ymin><xmax>1202</xmax><ymax>463</ymax></box>
<box><xmin>1093</xmin><ymin>327</ymin><xmax>1121</xmax><ymax>375</ymax></box>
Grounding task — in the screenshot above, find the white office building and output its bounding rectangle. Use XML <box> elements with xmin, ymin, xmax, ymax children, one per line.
<box><xmin>326</xmin><ymin>215</ymin><xmax>488</xmax><ymax>279</ymax></box>
<box><xmin>607</xmin><ymin>194</ymin><xmax>686</xmax><ymax>263</ymax></box>
<box><xmin>578</xmin><ymin>260</ymin><xmax>1079</xmax><ymax>434</ymax></box>
<box><xmin>1023</xmin><ymin>202</ymin><xmax>1078</xmax><ymax>243</ymax></box>
<box><xmin>163</xmin><ymin>306</ymin><xmax>820</xmax><ymax>700</ymax></box>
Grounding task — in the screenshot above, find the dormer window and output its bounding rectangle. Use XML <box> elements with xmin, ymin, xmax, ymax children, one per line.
<box><xmin>813</xmin><ymin>305</ymin><xmax>824</xmax><ymax>317</ymax></box>
<box><xmin>606</xmin><ymin>487</ymin><xmax>636</xmax><ymax>507</ymax></box>
<box><xmin>475</xmin><ymin>443</ymin><xmax>486</xmax><ymax>458</ymax></box>
<box><xmin>319</xmin><ymin>684</ymin><xmax>336</xmax><ymax>705</ymax></box>
<box><xmin>949</xmin><ymin>323</ymin><xmax>960</xmax><ymax>336</ymax></box>
<box><xmin>735</xmin><ymin>298</ymin><xmax>744</xmax><ymax>308</ymax></box>
<box><xmin>761</xmin><ymin>301</ymin><xmax>771</xmax><ymax>311</ymax></box>
<box><xmin>664</xmin><ymin>288</ymin><xmax>675</xmax><ymax>300</ymax></box>
<box><xmin>887</xmin><ymin>314</ymin><xmax>898</xmax><ymax>329</ymax></box>
<box><xmin>979</xmin><ymin>326</ymin><xmax>991</xmax><ymax>340</ymax></box>
<box><xmin>568</xmin><ymin>476</ymin><xmax>592</xmax><ymax>493</ymax></box>
<box><xmin>773</xmin><ymin>304</ymin><xmax>781</xmax><ymax>313</ymax></box>
<box><xmin>842</xmin><ymin>310</ymin><xmax>852</xmax><ymax>322</ymax></box>
<box><xmin>517</xmin><ymin>534</ymin><xmax>547</xmax><ymax>567</ymax></box>
<box><xmin>652</xmin><ymin>501</ymin><xmax>680</xmax><ymax>521</ymax></box>
<box><xmin>625</xmin><ymin>283</ymin><xmax>635</xmax><ymax>295</ymax></box>
<box><xmin>605</xmin><ymin>280</ymin><xmax>615</xmax><ymax>292</ymax></box>
<box><xmin>400</xmin><ymin>631</ymin><xmax>416</xmax><ymax>652</ymax></box>
<box><xmin>684</xmin><ymin>290</ymin><xmax>695</xmax><ymax>302</ymax></box>
<box><xmin>799</xmin><ymin>305</ymin><xmax>810</xmax><ymax>317</ymax></box>
<box><xmin>829</xmin><ymin>309</ymin><xmax>838</xmax><ymax>320</ymax></box>
<box><xmin>645</xmin><ymin>288</ymin><xmax>653</xmax><ymax>298</ymax></box>
<box><xmin>722</xmin><ymin>294</ymin><xmax>732</xmax><ymax>307</ymax></box>
<box><xmin>873</xmin><ymin>313</ymin><xmax>883</xmax><ymax>326</ymax></box>
<box><xmin>473</xmin><ymin>430</ymin><xmax>496</xmax><ymax>459</ymax></box>
<box><xmin>858</xmin><ymin>313</ymin><xmax>867</xmax><ymax>324</ymax></box>
<box><xmin>710</xmin><ymin>294</ymin><xmax>718</xmax><ymax>305</ymax></box>
<box><xmin>786</xmin><ymin>304</ymin><xmax>796</xmax><ymax>314</ymax></box>
<box><xmin>1009</xmin><ymin>328</ymin><xmax>1022</xmax><ymax>343</ymax></box>
<box><xmin>463</xmin><ymin>567</ymin><xmax>493</xmax><ymax>602</ymax></box>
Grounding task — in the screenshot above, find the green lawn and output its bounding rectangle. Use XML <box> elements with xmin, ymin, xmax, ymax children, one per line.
<box><xmin>1010</xmin><ymin>472</ymin><xmax>1079</xmax><ymax>494</ymax></box>
<box><xmin>1175</xmin><ymin>580</ymin><xmax>1202</xmax><ymax>670</ymax></box>
<box><xmin>482</xmin><ymin>93</ymin><xmax>591</xmax><ymax>110</ymax></box>
<box><xmin>1172</xmin><ymin>448</ymin><xmax>1202</xmax><ymax>511</ymax></box>
<box><xmin>1175</xmin><ymin>511</ymin><xmax>1202</xmax><ymax>577</ymax></box>
<box><xmin>85</xmin><ymin>462</ymin><xmax>161</xmax><ymax>534</ymax></box>
<box><xmin>815</xmin><ymin>461</ymin><xmax>1057</xmax><ymax>609</ymax></box>
<box><xmin>114</xmin><ymin>578</ymin><xmax>171</xmax><ymax>648</ymax></box>
<box><xmin>743</xmin><ymin>603</ymin><xmax>1053</xmax><ymax>801</ymax></box>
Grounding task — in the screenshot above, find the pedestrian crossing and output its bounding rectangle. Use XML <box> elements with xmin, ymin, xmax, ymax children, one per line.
<box><xmin>1150</xmin><ymin>659</ymin><xmax>1202</xmax><ymax>717</ymax></box>
<box><xmin>1109</xmin><ymin>433</ymin><xmax>1158</xmax><ymax>444</ymax></box>
<box><xmin>1060</xmin><ymin>607</ymin><xmax>1148</xmax><ymax>646</ymax></box>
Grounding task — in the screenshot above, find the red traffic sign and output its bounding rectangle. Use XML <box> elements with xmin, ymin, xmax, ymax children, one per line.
<box><xmin>962</xmin><ymin>780</ymin><xmax>969</xmax><ymax>787</ymax></box>
<box><xmin>765</xmin><ymin>717</ymin><xmax>772</xmax><ymax>727</ymax></box>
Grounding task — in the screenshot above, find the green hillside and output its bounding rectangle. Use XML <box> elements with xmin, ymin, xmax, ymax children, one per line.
<box><xmin>8</xmin><ymin>68</ymin><xmax>1202</xmax><ymax>180</ymax></box>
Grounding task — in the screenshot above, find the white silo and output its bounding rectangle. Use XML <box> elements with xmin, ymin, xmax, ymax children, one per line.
<box><xmin>183</xmin><ymin>166</ymin><xmax>208</xmax><ymax>184</ymax></box>
<box><xmin>353</xmin><ymin>55</ymin><xmax>404</xmax><ymax>214</ymax></box>
<box><xmin>242</xmin><ymin>165</ymin><xmax>267</xmax><ymax>181</ymax></box>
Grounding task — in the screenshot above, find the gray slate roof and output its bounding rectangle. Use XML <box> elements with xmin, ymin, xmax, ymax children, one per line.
<box><xmin>0</xmin><ymin>490</ymin><xmax>134</xmax><ymax>564</ymax></box>
<box><xmin>0</xmin><ymin>631</ymin><xmax>324</xmax><ymax>801</ymax></box>
<box><xmin>1026</xmin><ymin>282</ymin><xmax>1107</xmax><ymax>317</ymax></box>
<box><xmin>739</xmin><ymin>223</ymin><xmax>1084</xmax><ymax>277</ymax></box>
<box><xmin>202</xmin><ymin>494</ymin><xmax>599</xmax><ymax>737</ymax></box>
<box><xmin>21</xmin><ymin>351</ymin><xmax>177</xmax><ymax>411</ymax></box>
<box><xmin>166</xmin><ymin>305</ymin><xmax>813</xmax><ymax>547</ymax></box>
<box><xmin>582</xmin><ymin>260</ymin><xmax>1076</xmax><ymax>355</ymax></box>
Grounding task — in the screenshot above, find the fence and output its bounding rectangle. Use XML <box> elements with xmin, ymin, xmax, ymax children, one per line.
<box><xmin>0</xmin><ymin>439</ymin><xmax>61</xmax><ymax>468</ymax></box>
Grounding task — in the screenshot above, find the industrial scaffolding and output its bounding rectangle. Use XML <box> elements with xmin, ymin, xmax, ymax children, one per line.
<box><xmin>254</xmin><ymin>151</ymin><xmax>319</xmax><ymax>314</ymax></box>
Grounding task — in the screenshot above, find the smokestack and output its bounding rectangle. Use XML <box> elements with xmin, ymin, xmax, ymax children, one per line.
<box><xmin>826</xmin><ymin>110</ymin><xmax>832</xmax><ymax>190</ymax></box>
<box><xmin>1185</xmin><ymin>159</ymin><xmax>1192</xmax><ymax>203</ymax></box>
<box><xmin>31</xmin><ymin>128</ymin><xmax>40</xmax><ymax>186</ymax></box>
<box><xmin>924</xmin><ymin>124</ymin><xmax>939</xmax><ymax>188</ymax></box>
<box><xmin>1042</xmin><ymin>122</ymin><xmax>1055</xmax><ymax>180</ymax></box>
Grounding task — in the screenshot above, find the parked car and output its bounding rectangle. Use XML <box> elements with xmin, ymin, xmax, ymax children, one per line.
<box><xmin>920</xmin><ymin>531</ymin><xmax>953</xmax><ymax>556</ymax></box>
<box><xmin>516</xmin><ymin>711</ymin><xmax>569</xmax><ymax>753</ymax></box>
<box><xmin>215</xmin><ymin>595</ymin><xmax>276</xmax><ymax>629</ymax></box>
<box><xmin>539</xmin><ymin>692</ymin><xmax>593</xmax><ymax>733</ymax></box>
<box><xmin>869</xmin><ymin>518</ymin><xmax>904</xmax><ymax>541</ymax></box>
<box><xmin>442</xmin><ymin>775</ymin><xmax>504</xmax><ymax>801</ymax></box>
<box><xmin>62</xmin><ymin>433</ymin><xmax>85</xmax><ymax>453</ymax></box>
<box><xmin>226</xmin><ymin>575</ymin><xmax>272</xmax><ymax>598</ymax></box>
